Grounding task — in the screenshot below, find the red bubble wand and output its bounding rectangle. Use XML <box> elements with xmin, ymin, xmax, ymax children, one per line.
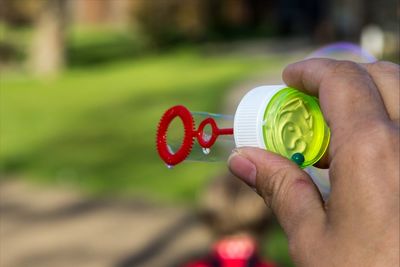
<box><xmin>156</xmin><ymin>105</ymin><xmax>233</xmax><ymax>166</ymax></box>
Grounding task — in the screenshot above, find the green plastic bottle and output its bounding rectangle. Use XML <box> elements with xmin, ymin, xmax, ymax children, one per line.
<box><xmin>234</xmin><ymin>85</ymin><xmax>330</xmax><ymax>168</ymax></box>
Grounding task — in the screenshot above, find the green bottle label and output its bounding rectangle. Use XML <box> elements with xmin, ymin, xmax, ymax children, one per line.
<box><xmin>262</xmin><ymin>88</ymin><xmax>330</xmax><ymax>168</ymax></box>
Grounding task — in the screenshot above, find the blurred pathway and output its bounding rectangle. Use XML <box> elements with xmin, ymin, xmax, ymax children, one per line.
<box><xmin>0</xmin><ymin>180</ymin><xmax>212</xmax><ymax>267</ymax></box>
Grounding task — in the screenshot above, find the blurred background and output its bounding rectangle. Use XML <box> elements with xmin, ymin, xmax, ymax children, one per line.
<box><xmin>0</xmin><ymin>0</ymin><xmax>398</xmax><ymax>267</ymax></box>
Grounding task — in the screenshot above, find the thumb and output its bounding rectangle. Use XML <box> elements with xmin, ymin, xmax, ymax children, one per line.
<box><xmin>228</xmin><ymin>147</ymin><xmax>326</xmax><ymax>239</ymax></box>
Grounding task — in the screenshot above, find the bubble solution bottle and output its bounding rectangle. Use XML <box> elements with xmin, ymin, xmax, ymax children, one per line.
<box><xmin>234</xmin><ymin>85</ymin><xmax>330</xmax><ymax>168</ymax></box>
<box><xmin>156</xmin><ymin>85</ymin><xmax>330</xmax><ymax>196</ymax></box>
<box><xmin>156</xmin><ymin>42</ymin><xmax>376</xmax><ymax>199</ymax></box>
<box><xmin>157</xmin><ymin>85</ymin><xmax>329</xmax><ymax>168</ymax></box>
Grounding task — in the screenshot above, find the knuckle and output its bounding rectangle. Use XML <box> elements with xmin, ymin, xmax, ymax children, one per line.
<box><xmin>259</xmin><ymin>167</ymin><xmax>311</xmax><ymax>214</ymax></box>
<box><xmin>331</xmin><ymin>60</ymin><xmax>365</xmax><ymax>76</ymax></box>
<box><xmin>370</xmin><ymin>61</ymin><xmax>400</xmax><ymax>75</ymax></box>
<box><xmin>321</xmin><ymin>60</ymin><xmax>373</xmax><ymax>99</ymax></box>
<box><xmin>257</xmin><ymin>168</ymin><xmax>285</xmax><ymax>206</ymax></box>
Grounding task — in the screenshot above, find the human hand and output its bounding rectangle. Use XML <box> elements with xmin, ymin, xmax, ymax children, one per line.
<box><xmin>228</xmin><ymin>59</ymin><xmax>399</xmax><ymax>266</ymax></box>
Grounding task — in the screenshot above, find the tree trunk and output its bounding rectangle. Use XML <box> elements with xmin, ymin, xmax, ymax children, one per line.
<box><xmin>30</xmin><ymin>0</ymin><xmax>67</xmax><ymax>76</ymax></box>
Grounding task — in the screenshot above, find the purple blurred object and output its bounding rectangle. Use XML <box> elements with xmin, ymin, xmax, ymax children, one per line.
<box><xmin>307</xmin><ymin>42</ymin><xmax>377</xmax><ymax>63</ymax></box>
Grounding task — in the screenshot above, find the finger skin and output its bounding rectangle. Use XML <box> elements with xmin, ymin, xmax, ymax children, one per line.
<box><xmin>228</xmin><ymin>147</ymin><xmax>326</xmax><ymax>239</ymax></box>
<box><xmin>282</xmin><ymin>59</ymin><xmax>389</xmax><ymax>135</ymax></box>
<box><xmin>362</xmin><ymin>61</ymin><xmax>400</xmax><ymax>120</ymax></box>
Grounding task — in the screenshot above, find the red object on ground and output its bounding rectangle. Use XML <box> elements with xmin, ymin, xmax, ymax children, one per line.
<box><xmin>184</xmin><ymin>235</ymin><xmax>277</xmax><ymax>267</ymax></box>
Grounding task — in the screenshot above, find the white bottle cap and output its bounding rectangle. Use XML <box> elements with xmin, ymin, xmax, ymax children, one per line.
<box><xmin>233</xmin><ymin>85</ymin><xmax>286</xmax><ymax>148</ymax></box>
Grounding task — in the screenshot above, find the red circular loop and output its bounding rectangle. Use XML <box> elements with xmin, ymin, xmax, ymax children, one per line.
<box><xmin>156</xmin><ymin>105</ymin><xmax>194</xmax><ymax>166</ymax></box>
<box><xmin>197</xmin><ymin>118</ymin><xmax>218</xmax><ymax>148</ymax></box>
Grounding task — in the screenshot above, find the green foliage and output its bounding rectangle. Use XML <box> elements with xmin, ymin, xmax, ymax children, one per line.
<box><xmin>0</xmin><ymin>24</ymin><xmax>147</xmax><ymax>67</ymax></box>
<box><xmin>133</xmin><ymin>0</ymin><xmax>279</xmax><ymax>47</ymax></box>
<box><xmin>0</xmin><ymin>24</ymin><xmax>31</xmax><ymax>64</ymax></box>
<box><xmin>67</xmin><ymin>27</ymin><xmax>147</xmax><ymax>67</ymax></box>
<box><xmin>0</xmin><ymin>49</ymin><xmax>273</xmax><ymax>202</ymax></box>
<box><xmin>263</xmin><ymin>221</ymin><xmax>294</xmax><ymax>267</ymax></box>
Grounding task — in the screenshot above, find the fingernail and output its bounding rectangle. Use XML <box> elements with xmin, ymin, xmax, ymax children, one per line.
<box><xmin>228</xmin><ymin>151</ymin><xmax>257</xmax><ymax>187</ymax></box>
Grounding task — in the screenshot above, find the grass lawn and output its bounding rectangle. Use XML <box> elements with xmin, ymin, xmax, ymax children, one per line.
<box><xmin>1</xmin><ymin>48</ymin><xmax>289</xmax><ymax>202</ymax></box>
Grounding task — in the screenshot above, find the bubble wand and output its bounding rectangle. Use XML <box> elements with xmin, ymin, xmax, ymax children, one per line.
<box><xmin>156</xmin><ymin>85</ymin><xmax>330</xmax><ymax>168</ymax></box>
<box><xmin>157</xmin><ymin>105</ymin><xmax>234</xmax><ymax>166</ymax></box>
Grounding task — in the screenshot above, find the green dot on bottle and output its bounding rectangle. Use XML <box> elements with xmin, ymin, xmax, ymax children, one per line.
<box><xmin>291</xmin><ymin>152</ymin><xmax>305</xmax><ymax>166</ymax></box>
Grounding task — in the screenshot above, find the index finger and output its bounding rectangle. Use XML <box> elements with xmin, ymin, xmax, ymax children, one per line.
<box><xmin>362</xmin><ymin>61</ymin><xmax>400</xmax><ymax>121</ymax></box>
<box><xmin>282</xmin><ymin>59</ymin><xmax>389</xmax><ymax>139</ymax></box>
